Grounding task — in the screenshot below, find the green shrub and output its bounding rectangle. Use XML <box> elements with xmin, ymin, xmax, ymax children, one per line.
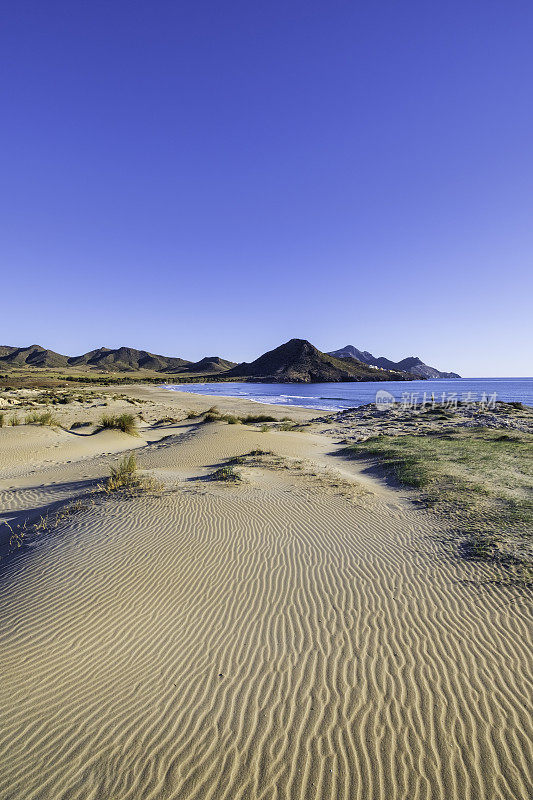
<box><xmin>0</xmin><ymin>412</ymin><xmax>4</xmax><ymax>428</ymax></box>
<box><xmin>210</xmin><ymin>466</ymin><xmax>242</xmax><ymax>482</ymax></box>
<box><xmin>9</xmin><ymin>415</ymin><xmax>19</xmax><ymax>426</ymax></box>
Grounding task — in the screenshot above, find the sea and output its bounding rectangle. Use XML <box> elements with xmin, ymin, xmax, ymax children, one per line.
<box><xmin>164</xmin><ymin>377</ymin><xmax>533</xmax><ymax>412</ymax></box>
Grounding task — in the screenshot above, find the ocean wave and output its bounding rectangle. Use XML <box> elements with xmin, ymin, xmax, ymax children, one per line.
<box><xmin>279</xmin><ymin>394</ymin><xmax>321</xmax><ymax>400</ymax></box>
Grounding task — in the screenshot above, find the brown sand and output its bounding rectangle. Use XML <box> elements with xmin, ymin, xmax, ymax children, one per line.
<box><xmin>0</xmin><ymin>387</ymin><xmax>531</xmax><ymax>799</ymax></box>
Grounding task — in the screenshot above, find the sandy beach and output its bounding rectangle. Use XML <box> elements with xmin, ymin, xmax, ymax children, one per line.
<box><xmin>0</xmin><ymin>385</ymin><xmax>531</xmax><ymax>800</ymax></box>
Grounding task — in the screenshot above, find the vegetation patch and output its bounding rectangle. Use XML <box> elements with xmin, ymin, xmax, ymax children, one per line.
<box><xmin>347</xmin><ymin>428</ymin><xmax>533</xmax><ymax>581</ymax></box>
<box><xmin>99</xmin><ymin>413</ymin><xmax>138</xmax><ymax>435</ymax></box>
<box><xmin>25</xmin><ymin>410</ymin><xmax>58</xmax><ymax>426</ymax></box>
<box><xmin>278</xmin><ymin>420</ymin><xmax>305</xmax><ymax>431</ymax></box>
<box><xmin>200</xmin><ymin>408</ymin><xmax>278</xmax><ymax>426</ymax></box>
<box><xmin>209</xmin><ymin>465</ymin><xmax>243</xmax><ymax>483</ymax></box>
<box><xmin>100</xmin><ymin>453</ymin><xmax>161</xmax><ymax>494</ymax></box>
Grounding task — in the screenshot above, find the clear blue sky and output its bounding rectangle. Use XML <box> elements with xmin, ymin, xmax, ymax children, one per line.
<box><xmin>1</xmin><ymin>1</ymin><xmax>532</xmax><ymax>376</ymax></box>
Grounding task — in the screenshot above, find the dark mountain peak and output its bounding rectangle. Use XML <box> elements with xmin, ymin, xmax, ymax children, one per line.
<box><xmin>225</xmin><ymin>338</ymin><xmax>414</xmax><ymax>383</ymax></box>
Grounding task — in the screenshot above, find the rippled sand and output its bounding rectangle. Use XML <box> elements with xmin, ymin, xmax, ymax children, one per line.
<box><xmin>0</xmin><ymin>389</ymin><xmax>531</xmax><ymax>800</ymax></box>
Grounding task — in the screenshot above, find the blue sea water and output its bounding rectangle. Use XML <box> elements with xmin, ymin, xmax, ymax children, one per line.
<box><xmin>164</xmin><ymin>378</ymin><xmax>533</xmax><ymax>412</ymax></box>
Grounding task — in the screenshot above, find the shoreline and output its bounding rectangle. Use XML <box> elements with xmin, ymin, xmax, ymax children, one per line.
<box><xmin>161</xmin><ymin>378</ymin><xmax>533</xmax><ymax>412</ymax></box>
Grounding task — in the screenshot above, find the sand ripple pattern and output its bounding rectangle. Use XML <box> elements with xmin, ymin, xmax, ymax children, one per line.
<box><xmin>0</xmin><ymin>480</ymin><xmax>531</xmax><ymax>800</ymax></box>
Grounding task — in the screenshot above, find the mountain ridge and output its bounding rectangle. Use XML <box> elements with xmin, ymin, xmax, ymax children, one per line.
<box><xmin>0</xmin><ymin>345</ymin><xmax>235</xmax><ymax>374</ymax></box>
<box><xmin>0</xmin><ymin>340</ymin><xmax>457</xmax><ymax>382</ymax></box>
<box><xmin>328</xmin><ymin>345</ymin><xmax>460</xmax><ymax>379</ymax></box>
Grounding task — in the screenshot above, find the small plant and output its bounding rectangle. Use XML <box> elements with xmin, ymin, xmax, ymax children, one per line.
<box><xmin>260</xmin><ymin>423</ymin><xmax>270</xmax><ymax>433</ymax></box>
<box><xmin>9</xmin><ymin>414</ymin><xmax>19</xmax><ymax>426</ymax></box>
<box><xmin>0</xmin><ymin>412</ymin><xmax>4</xmax><ymax>428</ymax></box>
<box><xmin>102</xmin><ymin>453</ymin><xmax>161</xmax><ymax>494</ymax></box>
<box><xmin>210</xmin><ymin>466</ymin><xmax>242</xmax><ymax>483</ymax></box>
<box><xmin>70</xmin><ymin>420</ymin><xmax>92</xmax><ymax>429</ymax></box>
<box><xmin>99</xmin><ymin>413</ymin><xmax>138</xmax><ymax>435</ymax></box>
<box><xmin>154</xmin><ymin>416</ymin><xmax>177</xmax><ymax>425</ymax></box>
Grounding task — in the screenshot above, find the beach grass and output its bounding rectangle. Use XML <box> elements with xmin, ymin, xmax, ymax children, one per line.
<box><xmin>25</xmin><ymin>410</ymin><xmax>58</xmax><ymax>426</ymax></box>
<box><xmin>99</xmin><ymin>412</ymin><xmax>138</xmax><ymax>435</ymax></box>
<box><xmin>102</xmin><ymin>453</ymin><xmax>161</xmax><ymax>494</ymax></box>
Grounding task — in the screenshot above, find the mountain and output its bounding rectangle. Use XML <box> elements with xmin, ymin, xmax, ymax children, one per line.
<box><xmin>328</xmin><ymin>345</ymin><xmax>460</xmax><ymax>379</ymax></box>
<box><xmin>67</xmin><ymin>346</ymin><xmax>190</xmax><ymax>373</ymax></box>
<box><xmin>224</xmin><ymin>339</ymin><xmax>416</xmax><ymax>383</ymax></box>
<box><xmin>0</xmin><ymin>344</ymin><xmax>233</xmax><ymax>375</ymax></box>
<box><xmin>175</xmin><ymin>356</ymin><xmax>237</xmax><ymax>374</ymax></box>
<box><xmin>0</xmin><ymin>344</ymin><xmax>69</xmax><ymax>368</ymax></box>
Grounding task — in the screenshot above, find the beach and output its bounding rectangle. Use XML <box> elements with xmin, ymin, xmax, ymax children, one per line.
<box><xmin>0</xmin><ymin>385</ymin><xmax>531</xmax><ymax>800</ymax></box>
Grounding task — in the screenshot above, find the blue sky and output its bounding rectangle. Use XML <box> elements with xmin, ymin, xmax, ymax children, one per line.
<box><xmin>1</xmin><ymin>1</ymin><xmax>532</xmax><ymax>376</ymax></box>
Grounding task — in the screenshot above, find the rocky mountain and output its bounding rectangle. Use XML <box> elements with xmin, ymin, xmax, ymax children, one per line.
<box><xmin>224</xmin><ymin>339</ymin><xmax>416</xmax><ymax>383</ymax></box>
<box><xmin>0</xmin><ymin>344</ymin><xmax>69</xmax><ymax>368</ymax></box>
<box><xmin>328</xmin><ymin>345</ymin><xmax>460</xmax><ymax>379</ymax></box>
<box><xmin>67</xmin><ymin>346</ymin><xmax>190</xmax><ymax>373</ymax></box>
<box><xmin>175</xmin><ymin>356</ymin><xmax>237</xmax><ymax>374</ymax></box>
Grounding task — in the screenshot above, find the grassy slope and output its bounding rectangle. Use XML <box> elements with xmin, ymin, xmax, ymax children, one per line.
<box><xmin>348</xmin><ymin>428</ymin><xmax>533</xmax><ymax>578</ymax></box>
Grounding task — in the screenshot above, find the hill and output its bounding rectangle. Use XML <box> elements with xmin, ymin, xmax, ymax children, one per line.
<box><xmin>67</xmin><ymin>346</ymin><xmax>190</xmax><ymax>372</ymax></box>
<box><xmin>224</xmin><ymin>339</ymin><xmax>416</xmax><ymax>383</ymax></box>
<box><xmin>328</xmin><ymin>345</ymin><xmax>460</xmax><ymax>379</ymax></box>
<box><xmin>0</xmin><ymin>344</ymin><xmax>69</xmax><ymax>368</ymax></box>
<box><xmin>174</xmin><ymin>356</ymin><xmax>237</xmax><ymax>374</ymax></box>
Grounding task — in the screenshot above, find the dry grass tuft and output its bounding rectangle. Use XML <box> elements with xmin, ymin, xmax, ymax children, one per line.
<box><xmin>100</xmin><ymin>453</ymin><xmax>162</xmax><ymax>494</ymax></box>
<box><xmin>25</xmin><ymin>410</ymin><xmax>58</xmax><ymax>426</ymax></box>
<box><xmin>99</xmin><ymin>413</ymin><xmax>138</xmax><ymax>435</ymax></box>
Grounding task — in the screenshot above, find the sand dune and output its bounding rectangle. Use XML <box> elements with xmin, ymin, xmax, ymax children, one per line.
<box><xmin>0</xmin><ymin>390</ymin><xmax>531</xmax><ymax>799</ymax></box>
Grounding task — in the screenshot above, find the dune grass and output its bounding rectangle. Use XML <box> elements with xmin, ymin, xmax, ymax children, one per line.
<box><xmin>200</xmin><ymin>408</ymin><xmax>277</xmax><ymax>425</ymax></box>
<box><xmin>25</xmin><ymin>410</ymin><xmax>58</xmax><ymax>426</ymax></box>
<box><xmin>101</xmin><ymin>453</ymin><xmax>161</xmax><ymax>494</ymax></box>
<box><xmin>0</xmin><ymin>412</ymin><xmax>3</xmax><ymax>428</ymax></box>
<box><xmin>99</xmin><ymin>413</ymin><xmax>138</xmax><ymax>435</ymax></box>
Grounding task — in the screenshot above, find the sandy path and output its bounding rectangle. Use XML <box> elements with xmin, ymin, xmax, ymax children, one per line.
<box><xmin>0</xmin><ymin>402</ymin><xmax>531</xmax><ymax>800</ymax></box>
